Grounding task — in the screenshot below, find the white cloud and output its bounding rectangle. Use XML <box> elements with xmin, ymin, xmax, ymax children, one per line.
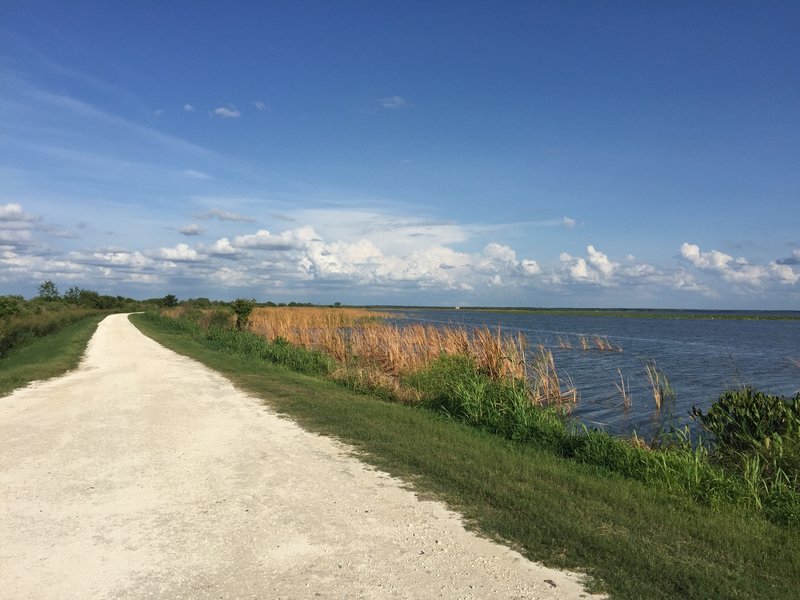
<box><xmin>0</xmin><ymin>229</ymin><xmax>34</xmax><ymax>245</ymax></box>
<box><xmin>291</xmin><ymin>208</ymin><xmax>468</xmax><ymax>255</ymax></box>
<box><xmin>380</xmin><ymin>95</ymin><xmax>408</xmax><ymax>109</ymax></box>
<box><xmin>196</xmin><ymin>208</ymin><xmax>255</xmax><ymax>222</ymax></box>
<box><xmin>208</xmin><ymin>237</ymin><xmax>240</xmax><ymax>256</ymax></box>
<box><xmin>213</xmin><ymin>105</ymin><xmax>241</xmax><ymax>118</ymax></box>
<box><xmin>771</xmin><ymin>262</ymin><xmax>800</xmax><ymax>284</ymax></box>
<box><xmin>680</xmin><ymin>242</ymin><xmax>767</xmax><ymax>286</ymax></box>
<box><xmin>179</xmin><ymin>224</ymin><xmax>204</xmax><ymax>236</ymax></box>
<box><xmin>184</xmin><ymin>103</ymin><xmax>195</xmax><ymax>112</ymax></box>
<box><xmin>233</xmin><ymin>227</ymin><xmax>316</xmax><ymax>251</ymax></box>
<box><xmin>155</xmin><ymin>244</ymin><xmax>203</xmax><ymax>262</ymax></box>
<box><xmin>586</xmin><ymin>245</ymin><xmax>618</xmax><ymax>276</ymax></box>
<box><xmin>253</xmin><ymin>101</ymin><xmax>267</xmax><ymax>110</ymax></box>
<box><xmin>563</xmin><ymin>216</ymin><xmax>576</xmax><ymax>228</ymax></box>
<box><xmin>0</xmin><ymin>203</ymin><xmax>37</xmax><ymax>222</ymax></box>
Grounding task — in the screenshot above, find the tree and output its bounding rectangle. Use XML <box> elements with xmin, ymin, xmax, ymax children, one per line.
<box><xmin>161</xmin><ymin>294</ymin><xmax>178</xmax><ymax>308</ymax></box>
<box><xmin>64</xmin><ymin>286</ymin><xmax>83</xmax><ymax>303</ymax></box>
<box><xmin>231</xmin><ymin>298</ymin><xmax>255</xmax><ymax>331</ymax></box>
<box><xmin>38</xmin><ymin>280</ymin><xmax>59</xmax><ymax>301</ymax></box>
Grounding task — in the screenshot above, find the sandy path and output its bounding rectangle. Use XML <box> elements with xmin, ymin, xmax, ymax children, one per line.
<box><xmin>0</xmin><ymin>314</ymin><xmax>600</xmax><ymax>599</ymax></box>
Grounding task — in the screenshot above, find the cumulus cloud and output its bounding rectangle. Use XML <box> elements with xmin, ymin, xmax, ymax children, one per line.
<box><xmin>777</xmin><ymin>249</ymin><xmax>800</xmax><ymax>266</ymax></box>
<box><xmin>154</xmin><ymin>243</ymin><xmax>203</xmax><ymax>262</ymax></box>
<box><xmin>563</xmin><ymin>216</ymin><xmax>576</xmax><ymax>228</ymax></box>
<box><xmin>233</xmin><ymin>226</ymin><xmax>316</xmax><ymax>251</ymax></box>
<box><xmin>680</xmin><ymin>242</ymin><xmax>800</xmax><ymax>288</ymax></box>
<box><xmin>253</xmin><ymin>101</ymin><xmax>267</xmax><ymax>110</ymax></box>
<box><xmin>213</xmin><ymin>105</ymin><xmax>241</xmax><ymax>118</ymax></box>
<box><xmin>380</xmin><ymin>95</ymin><xmax>408</xmax><ymax>109</ymax></box>
<box><xmin>0</xmin><ymin>203</ymin><xmax>38</xmax><ymax>223</ymax></box>
<box><xmin>196</xmin><ymin>208</ymin><xmax>255</xmax><ymax>222</ymax></box>
<box><xmin>184</xmin><ymin>104</ymin><xmax>195</xmax><ymax>112</ymax></box>
<box><xmin>178</xmin><ymin>224</ymin><xmax>204</xmax><ymax>236</ymax></box>
<box><xmin>680</xmin><ymin>243</ymin><xmax>766</xmax><ymax>286</ymax></box>
<box><xmin>207</xmin><ymin>237</ymin><xmax>239</xmax><ymax>256</ymax></box>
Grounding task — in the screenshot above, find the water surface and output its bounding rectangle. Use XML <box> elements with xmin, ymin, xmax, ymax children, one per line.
<box><xmin>389</xmin><ymin>309</ymin><xmax>800</xmax><ymax>438</ymax></box>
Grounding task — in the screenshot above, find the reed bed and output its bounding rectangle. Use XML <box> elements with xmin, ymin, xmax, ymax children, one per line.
<box><xmin>529</xmin><ymin>345</ymin><xmax>578</xmax><ymax>408</ymax></box>
<box><xmin>249</xmin><ymin>307</ymin><xmax>530</xmax><ymax>382</ymax></box>
<box><xmin>558</xmin><ymin>333</ymin><xmax>622</xmax><ymax>352</ymax></box>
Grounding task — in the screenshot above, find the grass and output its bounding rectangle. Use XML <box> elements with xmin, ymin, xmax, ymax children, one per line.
<box><xmin>131</xmin><ymin>311</ymin><xmax>800</xmax><ymax>599</ymax></box>
<box><xmin>0</xmin><ymin>314</ymin><xmax>106</xmax><ymax>396</ymax></box>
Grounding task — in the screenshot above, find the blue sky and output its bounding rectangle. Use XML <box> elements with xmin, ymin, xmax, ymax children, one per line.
<box><xmin>1</xmin><ymin>1</ymin><xmax>798</xmax><ymax>308</ymax></box>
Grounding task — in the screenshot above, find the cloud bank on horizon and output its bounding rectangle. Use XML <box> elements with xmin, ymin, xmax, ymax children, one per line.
<box><xmin>2</xmin><ymin>200</ymin><xmax>798</xmax><ymax>308</ymax></box>
<box><xmin>1</xmin><ymin>3</ymin><xmax>798</xmax><ymax>308</ymax></box>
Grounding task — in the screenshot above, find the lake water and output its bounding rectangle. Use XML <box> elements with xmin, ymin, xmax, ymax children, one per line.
<box><xmin>388</xmin><ymin>309</ymin><xmax>800</xmax><ymax>438</ymax></box>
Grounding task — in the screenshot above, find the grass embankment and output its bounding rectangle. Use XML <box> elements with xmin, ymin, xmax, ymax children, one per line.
<box><xmin>0</xmin><ymin>314</ymin><xmax>106</xmax><ymax>396</ymax></box>
<box><xmin>131</xmin><ymin>311</ymin><xmax>800</xmax><ymax>600</ymax></box>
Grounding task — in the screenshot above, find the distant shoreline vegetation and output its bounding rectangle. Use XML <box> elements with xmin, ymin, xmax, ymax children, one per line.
<box><xmin>366</xmin><ymin>306</ymin><xmax>800</xmax><ymax>321</ymax></box>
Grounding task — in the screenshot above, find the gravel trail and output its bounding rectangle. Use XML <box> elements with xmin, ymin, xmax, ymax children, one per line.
<box><xmin>0</xmin><ymin>314</ymin><xmax>600</xmax><ymax>599</ymax></box>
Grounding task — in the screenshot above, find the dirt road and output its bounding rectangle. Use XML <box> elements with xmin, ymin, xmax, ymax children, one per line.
<box><xmin>0</xmin><ymin>314</ymin><xmax>600</xmax><ymax>599</ymax></box>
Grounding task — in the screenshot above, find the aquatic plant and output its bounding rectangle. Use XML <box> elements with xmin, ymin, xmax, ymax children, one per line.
<box><xmin>645</xmin><ymin>360</ymin><xmax>675</xmax><ymax>411</ymax></box>
<box><xmin>615</xmin><ymin>368</ymin><xmax>632</xmax><ymax>409</ymax></box>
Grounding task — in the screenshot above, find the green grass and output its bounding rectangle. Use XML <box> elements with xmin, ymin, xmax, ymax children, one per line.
<box><xmin>131</xmin><ymin>312</ymin><xmax>800</xmax><ymax>599</ymax></box>
<box><xmin>0</xmin><ymin>314</ymin><xmax>106</xmax><ymax>396</ymax></box>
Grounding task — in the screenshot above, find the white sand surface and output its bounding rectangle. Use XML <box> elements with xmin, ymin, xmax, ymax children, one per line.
<box><xmin>0</xmin><ymin>313</ymin><xmax>602</xmax><ymax>599</ymax></box>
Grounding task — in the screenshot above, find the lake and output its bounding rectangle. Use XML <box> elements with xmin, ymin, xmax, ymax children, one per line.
<box><xmin>388</xmin><ymin>309</ymin><xmax>800</xmax><ymax>438</ymax></box>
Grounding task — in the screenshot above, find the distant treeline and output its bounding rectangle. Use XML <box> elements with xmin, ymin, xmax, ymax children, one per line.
<box><xmin>0</xmin><ymin>280</ymin><xmax>165</xmax><ymax>358</ymax></box>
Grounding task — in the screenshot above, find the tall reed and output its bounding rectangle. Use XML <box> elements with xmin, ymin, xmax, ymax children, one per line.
<box><xmin>645</xmin><ymin>360</ymin><xmax>674</xmax><ymax>411</ymax></box>
<box><xmin>615</xmin><ymin>368</ymin><xmax>632</xmax><ymax>409</ymax></box>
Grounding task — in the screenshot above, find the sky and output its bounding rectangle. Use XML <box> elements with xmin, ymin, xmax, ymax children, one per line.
<box><xmin>1</xmin><ymin>1</ymin><xmax>798</xmax><ymax>308</ymax></box>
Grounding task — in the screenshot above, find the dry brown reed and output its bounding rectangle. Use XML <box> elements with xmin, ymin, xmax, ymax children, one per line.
<box><xmin>790</xmin><ymin>357</ymin><xmax>800</xmax><ymax>370</ymax></box>
<box><xmin>578</xmin><ymin>335</ymin><xmax>590</xmax><ymax>351</ymax></box>
<box><xmin>557</xmin><ymin>336</ymin><xmax>572</xmax><ymax>350</ymax></box>
<box><xmin>592</xmin><ymin>335</ymin><xmax>622</xmax><ymax>352</ymax></box>
<box><xmin>248</xmin><ymin>307</ymin><xmax>529</xmax><ymax>381</ymax></box>
<box><xmin>529</xmin><ymin>345</ymin><xmax>578</xmax><ymax>409</ymax></box>
<box><xmin>615</xmin><ymin>368</ymin><xmax>632</xmax><ymax>409</ymax></box>
<box><xmin>645</xmin><ymin>360</ymin><xmax>674</xmax><ymax>411</ymax></box>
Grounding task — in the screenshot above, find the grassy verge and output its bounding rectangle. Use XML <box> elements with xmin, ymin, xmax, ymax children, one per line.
<box><xmin>131</xmin><ymin>312</ymin><xmax>800</xmax><ymax>599</ymax></box>
<box><xmin>0</xmin><ymin>314</ymin><xmax>106</xmax><ymax>396</ymax></box>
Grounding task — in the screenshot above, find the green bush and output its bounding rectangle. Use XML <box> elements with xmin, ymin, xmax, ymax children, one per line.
<box><xmin>692</xmin><ymin>387</ymin><xmax>800</xmax><ymax>511</ymax></box>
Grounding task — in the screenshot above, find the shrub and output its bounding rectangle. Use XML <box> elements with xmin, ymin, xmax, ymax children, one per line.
<box><xmin>231</xmin><ymin>298</ymin><xmax>256</xmax><ymax>331</ymax></box>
